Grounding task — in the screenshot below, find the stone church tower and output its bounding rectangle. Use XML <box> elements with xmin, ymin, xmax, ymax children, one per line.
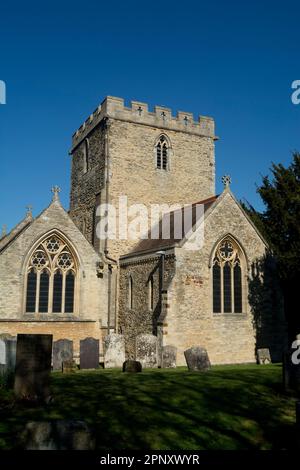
<box><xmin>69</xmin><ymin>96</ymin><xmax>216</xmax><ymax>258</ymax></box>
<box><xmin>0</xmin><ymin>96</ymin><xmax>287</xmax><ymax>365</ymax></box>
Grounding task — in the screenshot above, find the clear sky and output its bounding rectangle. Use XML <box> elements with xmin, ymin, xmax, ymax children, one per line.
<box><xmin>0</xmin><ymin>0</ymin><xmax>299</xmax><ymax>231</ymax></box>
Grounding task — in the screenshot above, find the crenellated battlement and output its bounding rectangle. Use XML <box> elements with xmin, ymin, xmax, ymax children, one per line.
<box><xmin>71</xmin><ymin>96</ymin><xmax>215</xmax><ymax>150</ymax></box>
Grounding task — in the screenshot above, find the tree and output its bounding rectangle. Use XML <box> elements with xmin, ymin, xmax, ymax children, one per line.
<box><xmin>243</xmin><ymin>152</ymin><xmax>300</xmax><ymax>339</ymax></box>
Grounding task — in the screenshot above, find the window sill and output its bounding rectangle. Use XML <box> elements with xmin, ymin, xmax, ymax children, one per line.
<box><xmin>212</xmin><ymin>312</ymin><xmax>247</xmax><ymax>318</ymax></box>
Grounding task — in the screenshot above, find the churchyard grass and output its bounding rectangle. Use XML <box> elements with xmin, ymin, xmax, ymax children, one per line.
<box><xmin>0</xmin><ymin>364</ymin><xmax>297</xmax><ymax>450</ymax></box>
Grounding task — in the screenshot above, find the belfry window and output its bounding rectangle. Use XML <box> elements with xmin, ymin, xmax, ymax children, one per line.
<box><xmin>212</xmin><ymin>238</ymin><xmax>244</xmax><ymax>314</ymax></box>
<box><xmin>25</xmin><ymin>235</ymin><xmax>77</xmax><ymax>314</ymax></box>
<box><xmin>156</xmin><ymin>136</ymin><xmax>169</xmax><ymax>170</ymax></box>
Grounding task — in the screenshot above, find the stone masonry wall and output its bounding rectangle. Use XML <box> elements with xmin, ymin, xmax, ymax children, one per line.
<box><xmin>163</xmin><ymin>192</ymin><xmax>287</xmax><ymax>365</ymax></box>
<box><xmin>119</xmin><ymin>255</ymin><xmax>176</xmax><ymax>358</ymax></box>
<box><xmin>0</xmin><ymin>199</ymin><xmax>108</xmax><ymax>328</ymax></box>
<box><xmin>69</xmin><ymin>96</ymin><xmax>216</xmax><ymax>260</ymax></box>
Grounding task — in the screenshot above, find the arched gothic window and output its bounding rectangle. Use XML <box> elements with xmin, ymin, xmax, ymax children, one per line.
<box><xmin>156</xmin><ymin>135</ymin><xmax>169</xmax><ymax>170</ymax></box>
<box><xmin>212</xmin><ymin>238</ymin><xmax>244</xmax><ymax>314</ymax></box>
<box><xmin>25</xmin><ymin>234</ymin><xmax>77</xmax><ymax>314</ymax></box>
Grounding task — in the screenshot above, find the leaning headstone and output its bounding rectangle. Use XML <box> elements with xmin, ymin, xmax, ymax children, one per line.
<box><xmin>80</xmin><ymin>337</ymin><xmax>99</xmax><ymax>369</ymax></box>
<box><xmin>136</xmin><ymin>334</ymin><xmax>158</xmax><ymax>368</ymax></box>
<box><xmin>104</xmin><ymin>334</ymin><xmax>125</xmax><ymax>368</ymax></box>
<box><xmin>184</xmin><ymin>347</ymin><xmax>211</xmax><ymax>372</ymax></box>
<box><xmin>20</xmin><ymin>420</ymin><xmax>95</xmax><ymax>450</ymax></box>
<box><xmin>62</xmin><ymin>360</ymin><xmax>77</xmax><ymax>373</ymax></box>
<box><xmin>162</xmin><ymin>345</ymin><xmax>177</xmax><ymax>368</ymax></box>
<box><xmin>53</xmin><ymin>339</ymin><xmax>73</xmax><ymax>370</ymax></box>
<box><xmin>257</xmin><ymin>348</ymin><xmax>271</xmax><ymax>364</ymax></box>
<box><xmin>14</xmin><ymin>334</ymin><xmax>53</xmax><ymax>401</ymax></box>
<box><xmin>122</xmin><ymin>359</ymin><xmax>142</xmax><ymax>373</ymax></box>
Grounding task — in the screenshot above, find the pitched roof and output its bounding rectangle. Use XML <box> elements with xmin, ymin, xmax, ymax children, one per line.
<box><xmin>121</xmin><ymin>195</ymin><xmax>218</xmax><ymax>257</ymax></box>
<box><xmin>0</xmin><ymin>213</ymin><xmax>33</xmax><ymax>253</ymax></box>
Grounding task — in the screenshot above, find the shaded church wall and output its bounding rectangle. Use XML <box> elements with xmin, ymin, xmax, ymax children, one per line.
<box><xmin>248</xmin><ymin>253</ymin><xmax>288</xmax><ymax>362</ymax></box>
<box><xmin>118</xmin><ymin>254</ymin><xmax>176</xmax><ymax>359</ymax></box>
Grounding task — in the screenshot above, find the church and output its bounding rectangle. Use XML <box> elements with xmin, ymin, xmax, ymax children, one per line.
<box><xmin>0</xmin><ymin>96</ymin><xmax>287</xmax><ymax>365</ymax></box>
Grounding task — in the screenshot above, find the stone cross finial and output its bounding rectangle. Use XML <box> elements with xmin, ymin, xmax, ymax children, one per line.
<box><xmin>222</xmin><ymin>175</ymin><xmax>231</xmax><ymax>188</ymax></box>
<box><xmin>137</xmin><ymin>106</ymin><xmax>143</xmax><ymax>116</ymax></box>
<box><xmin>26</xmin><ymin>205</ymin><xmax>33</xmax><ymax>217</ymax></box>
<box><xmin>51</xmin><ymin>185</ymin><xmax>61</xmax><ymax>201</ymax></box>
<box><xmin>183</xmin><ymin>116</ymin><xmax>189</xmax><ymax>126</ymax></box>
<box><xmin>161</xmin><ymin>111</ymin><xmax>166</xmax><ymax>121</ymax></box>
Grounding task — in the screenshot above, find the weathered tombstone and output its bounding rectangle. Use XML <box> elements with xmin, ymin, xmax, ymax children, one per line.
<box><xmin>0</xmin><ymin>336</ymin><xmax>17</xmax><ymax>374</ymax></box>
<box><xmin>184</xmin><ymin>346</ymin><xmax>211</xmax><ymax>372</ymax></box>
<box><xmin>53</xmin><ymin>339</ymin><xmax>73</xmax><ymax>370</ymax></box>
<box><xmin>0</xmin><ymin>339</ymin><xmax>5</xmax><ymax>375</ymax></box>
<box><xmin>257</xmin><ymin>348</ymin><xmax>271</xmax><ymax>364</ymax></box>
<box><xmin>162</xmin><ymin>345</ymin><xmax>177</xmax><ymax>368</ymax></box>
<box><xmin>122</xmin><ymin>359</ymin><xmax>142</xmax><ymax>373</ymax></box>
<box><xmin>283</xmin><ymin>348</ymin><xmax>300</xmax><ymax>392</ymax></box>
<box><xmin>62</xmin><ymin>360</ymin><xmax>77</xmax><ymax>373</ymax></box>
<box><xmin>0</xmin><ymin>339</ymin><xmax>5</xmax><ymax>369</ymax></box>
<box><xmin>5</xmin><ymin>338</ymin><xmax>17</xmax><ymax>370</ymax></box>
<box><xmin>20</xmin><ymin>420</ymin><xmax>95</xmax><ymax>450</ymax></box>
<box><xmin>104</xmin><ymin>334</ymin><xmax>125</xmax><ymax>368</ymax></box>
<box><xmin>136</xmin><ymin>334</ymin><xmax>158</xmax><ymax>368</ymax></box>
<box><xmin>80</xmin><ymin>337</ymin><xmax>99</xmax><ymax>369</ymax></box>
<box><xmin>14</xmin><ymin>334</ymin><xmax>53</xmax><ymax>401</ymax></box>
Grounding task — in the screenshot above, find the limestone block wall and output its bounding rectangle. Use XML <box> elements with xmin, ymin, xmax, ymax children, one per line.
<box><xmin>69</xmin><ymin>96</ymin><xmax>216</xmax><ymax>259</ymax></box>
<box><xmin>69</xmin><ymin>121</ymin><xmax>106</xmax><ymax>246</ymax></box>
<box><xmin>0</xmin><ymin>200</ymin><xmax>109</xmax><ymax>331</ymax></box>
<box><xmin>163</xmin><ymin>192</ymin><xmax>287</xmax><ymax>365</ymax></box>
<box><xmin>0</xmin><ymin>320</ymin><xmax>106</xmax><ymax>362</ymax></box>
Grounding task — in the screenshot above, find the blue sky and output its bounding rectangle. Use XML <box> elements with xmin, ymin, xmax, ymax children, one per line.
<box><xmin>0</xmin><ymin>0</ymin><xmax>299</xmax><ymax>231</ymax></box>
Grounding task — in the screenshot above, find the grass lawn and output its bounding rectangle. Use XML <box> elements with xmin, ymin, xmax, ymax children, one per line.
<box><xmin>0</xmin><ymin>364</ymin><xmax>297</xmax><ymax>450</ymax></box>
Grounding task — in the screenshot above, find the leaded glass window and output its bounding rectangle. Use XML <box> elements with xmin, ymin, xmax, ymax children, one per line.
<box><xmin>25</xmin><ymin>234</ymin><xmax>77</xmax><ymax>314</ymax></box>
<box><xmin>156</xmin><ymin>136</ymin><xmax>169</xmax><ymax>170</ymax></box>
<box><xmin>212</xmin><ymin>238</ymin><xmax>244</xmax><ymax>314</ymax></box>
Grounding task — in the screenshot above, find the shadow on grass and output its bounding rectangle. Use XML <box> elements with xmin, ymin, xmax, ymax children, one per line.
<box><xmin>0</xmin><ymin>365</ymin><xmax>297</xmax><ymax>450</ymax></box>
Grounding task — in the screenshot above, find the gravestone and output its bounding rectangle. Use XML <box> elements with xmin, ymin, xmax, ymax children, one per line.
<box><xmin>80</xmin><ymin>337</ymin><xmax>99</xmax><ymax>369</ymax></box>
<box><xmin>257</xmin><ymin>348</ymin><xmax>271</xmax><ymax>364</ymax></box>
<box><xmin>122</xmin><ymin>359</ymin><xmax>142</xmax><ymax>373</ymax></box>
<box><xmin>283</xmin><ymin>348</ymin><xmax>300</xmax><ymax>392</ymax></box>
<box><xmin>162</xmin><ymin>345</ymin><xmax>177</xmax><ymax>368</ymax></box>
<box><xmin>5</xmin><ymin>338</ymin><xmax>17</xmax><ymax>370</ymax></box>
<box><xmin>14</xmin><ymin>334</ymin><xmax>53</xmax><ymax>401</ymax></box>
<box><xmin>0</xmin><ymin>339</ymin><xmax>5</xmax><ymax>364</ymax></box>
<box><xmin>0</xmin><ymin>339</ymin><xmax>5</xmax><ymax>375</ymax></box>
<box><xmin>53</xmin><ymin>339</ymin><xmax>73</xmax><ymax>370</ymax></box>
<box><xmin>136</xmin><ymin>334</ymin><xmax>158</xmax><ymax>368</ymax></box>
<box><xmin>62</xmin><ymin>360</ymin><xmax>77</xmax><ymax>373</ymax></box>
<box><xmin>104</xmin><ymin>334</ymin><xmax>125</xmax><ymax>368</ymax></box>
<box><xmin>184</xmin><ymin>347</ymin><xmax>211</xmax><ymax>372</ymax></box>
<box><xmin>0</xmin><ymin>336</ymin><xmax>17</xmax><ymax>374</ymax></box>
<box><xmin>20</xmin><ymin>420</ymin><xmax>95</xmax><ymax>450</ymax></box>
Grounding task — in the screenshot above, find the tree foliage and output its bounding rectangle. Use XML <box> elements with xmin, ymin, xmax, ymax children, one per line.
<box><xmin>243</xmin><ymin>152</ymin><xmax>300</xmax><ymax>337</ymax></box>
